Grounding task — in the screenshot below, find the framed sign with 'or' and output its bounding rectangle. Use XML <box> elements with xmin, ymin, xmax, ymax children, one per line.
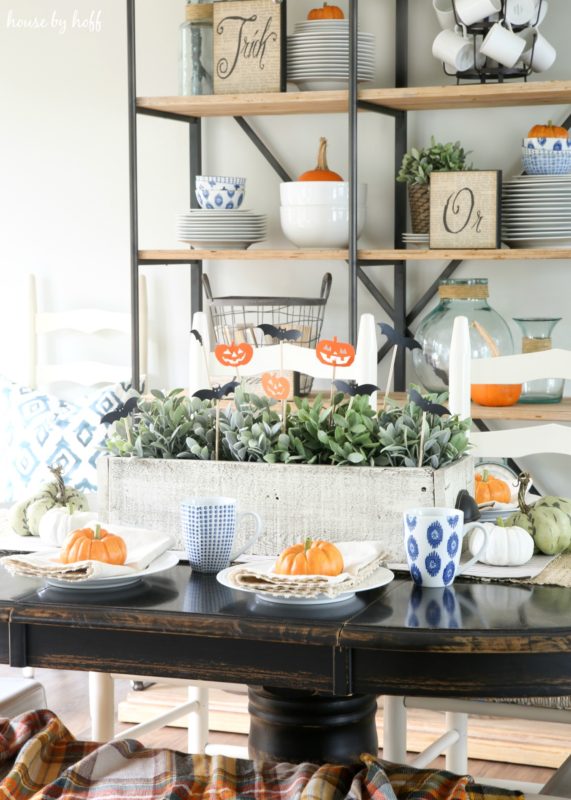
<box><xmin>213</xmin><ymin>0</ymin><xmax>284</xmax><ymax>95</ymax></box>
<box><xmin>429</xmin><ymin>170</ymin><xmax>502</xmax><ymax>250</ymax></box>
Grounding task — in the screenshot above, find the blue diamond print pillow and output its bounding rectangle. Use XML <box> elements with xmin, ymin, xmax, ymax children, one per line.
<box><xmin>0</xmin><ymin>377</ymin><xmax>138</xmax><ymax>503</ymax></box>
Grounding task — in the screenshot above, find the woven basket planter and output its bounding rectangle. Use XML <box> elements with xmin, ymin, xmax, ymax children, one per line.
<box><xmin>408</xmin><ymin>184</ymin><xmax>430</xmax><ymax>234</ymax></box>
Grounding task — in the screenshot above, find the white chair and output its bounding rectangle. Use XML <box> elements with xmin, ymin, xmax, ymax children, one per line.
<box><xmin>0</xmin><ymin>677</ymin><xmax>47</xmax><ymax>718</ymax></box>
<box><xmin>383</xmin><ymin>315</ymin><xmax>571</xmax><ymax>796</ymax></box>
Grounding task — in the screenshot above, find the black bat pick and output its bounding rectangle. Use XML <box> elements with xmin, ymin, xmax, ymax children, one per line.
<box><xmin>378</xmin><ymin>322</ymin><xmax>422</xmax><ymax>352</ymax></box>
<box><xmin>193</xmin><ymin>380</ymin><xmax>239</xmax><ymax>401</ymax></box>
<box><xmin>334</xmin><ymin>380</ymin><xmax>380</xmax><ymax>397</ymax></box>
<box><xmin>100</xmin><ymin>396</ymin><xmax>139</xmax><ymax>425</ymax></box>
<box><xmin>408</xmin><ymin>389</ymin><xmax>450</xmax><ymax>417</ymax></box>
<box><xmin>190</xmin><ymin>329</ymin><xmax>203</xmax><ymax>346</ymax></box>
<box><xmin>257</xmin><ymin>324</ymin><xmax>302</xmax><ymax>342</ymax></box>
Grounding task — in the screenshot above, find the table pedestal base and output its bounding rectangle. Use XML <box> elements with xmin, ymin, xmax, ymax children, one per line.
<box><xmin>248</xmin><ymin>687</ymin><xmax>378</xmax><ymax>764</ymax></box>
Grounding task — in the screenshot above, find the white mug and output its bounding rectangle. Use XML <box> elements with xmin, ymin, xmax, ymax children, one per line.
<box><xmin>404</xmin><ymin>507</ymin><xmax>489</xmax><ymax>588</ymax></box>
<box><xmin>521</xmin><ymin>28</ymin><xmax>556</xmax><ymax>72</ymax></box>
<box><xmin>505</xmin><ymin>0</ymin><xmax>537</xmax><ymax>26</ymax></box>
<box><xmin>181</xmin><ymin>496</ymin><xmax>263</xmax><ymax>573</ymax></box>
<box><xmin>433</xmin><ymin>0</ymin><xmax>456</xmax><ymax>30</ymax></box>
<box><xmin>480</xmin><ymin>20</ymin><xmax>526</xmax><ymax>67</ymax></box>
<box><xmin>432</xmin><ymin>26</ymin><xmax>475</xmax><ymax>72</ymax></box>
<box><xmin>454</xmin><ymin>0</ymin><xmax>501</xmax><ymax>26</ymax></box>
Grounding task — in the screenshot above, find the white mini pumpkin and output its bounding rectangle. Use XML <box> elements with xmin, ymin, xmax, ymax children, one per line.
<box><xmin>468</xmin><ymin>519</ymin><xmax>534</xmax><ymax>567</ymax></box>
<box><xmin>38</xmin><ymin>505</ymin><xmax>95</xmax><ymax>546</ymax></box>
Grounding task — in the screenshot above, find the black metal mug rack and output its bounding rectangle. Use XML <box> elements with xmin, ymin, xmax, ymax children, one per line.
<box><xmin>443</xmin><ymin>0</ymin><xmax>544</xmax><ymax>83</ymax></box>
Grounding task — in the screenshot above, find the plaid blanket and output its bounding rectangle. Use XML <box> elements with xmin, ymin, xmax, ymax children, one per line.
<box><xmin>0</xmin><ymin>711</ymin><xmax>525</xmax><ymax>800</ymax></box>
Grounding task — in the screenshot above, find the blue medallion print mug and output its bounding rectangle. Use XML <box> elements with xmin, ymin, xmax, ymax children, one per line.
<box><xmin>181</xmin><ymin>496</ymin><xmax>263</xmax><ymax>574</ymax></box>
<box><xmin>403</xmin><ymin>507</ymin><xmax>488</xmax><ymax>588</ymax></box>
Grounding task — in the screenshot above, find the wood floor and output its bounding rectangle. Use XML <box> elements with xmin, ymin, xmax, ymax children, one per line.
<box><xmin>0</xmin><ymin>665</ymin><xmax>560</xmax><ymax>788</ymax></box>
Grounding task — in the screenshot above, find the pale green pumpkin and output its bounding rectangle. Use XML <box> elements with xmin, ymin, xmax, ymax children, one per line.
<box><xmin>9</xmin><ymin>466</ymin><xmax>88</xmax><ymax>537</ymax></box>
<box><xmin>506</xmin><ymin>474</ymin><xmax>571</xmax><ymax>556</ymax></box>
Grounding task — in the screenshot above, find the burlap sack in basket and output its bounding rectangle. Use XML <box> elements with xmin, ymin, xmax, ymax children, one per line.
<box><xmin>408</xmin><ymin>183</ymin><xmax>430</xmax><ymax>234</ymax></box>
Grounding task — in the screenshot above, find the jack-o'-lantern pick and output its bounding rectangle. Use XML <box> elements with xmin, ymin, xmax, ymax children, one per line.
<box><xmin>215</xmin><ymin>341</ymin><xmax>254</xmax><ymax>381</ymax></box>
<box><xmin>258</xmin><ymin>324</ymin><xmax>301</xmax><ymax>432</ymax></box>
<box><xmin>316</xmin><ymin>336</ymin><xmax>356</xmax><ymax>404</ymax></box>
<box><xmin>262</xmin><ymin>372</ymin><xmax>291</xmax><ymax>401</ymax></box>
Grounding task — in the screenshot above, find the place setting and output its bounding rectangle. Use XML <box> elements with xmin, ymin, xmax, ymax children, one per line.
<box><xmin>180</xmin><ymin>495</ymin><xmax>393</xmax><ymax>608</ymax></box>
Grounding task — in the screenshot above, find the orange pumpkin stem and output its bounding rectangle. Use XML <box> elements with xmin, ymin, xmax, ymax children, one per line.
<box><xmin>94</xmin><ymin>523</ymin><xmax>101</xmax><ymax>540</ymax></box>
<box><xmin>304</xmin><ymin>537</ymin><xmax>312</xmax><ymax>553</ymax></box>
<box><xmin>298</xmin><ymin>138</ymin><xmax>344</xmax><ymax>181</ymax></box>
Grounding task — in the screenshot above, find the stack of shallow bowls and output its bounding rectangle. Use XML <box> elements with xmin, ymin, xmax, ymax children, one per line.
<box><xmin>280</xmin><ymin>182</ymin><xmax>367</xmax><ymax>248</ymax></box>
<box><xmin>287</xmin><ymin>20</ymin><xmax>375</xmax><ymax>91</ymax></box>
<box><xmin>522</xmin><ymin>137</ymin><xmax>571</xmax><ymax>175</ymax></box>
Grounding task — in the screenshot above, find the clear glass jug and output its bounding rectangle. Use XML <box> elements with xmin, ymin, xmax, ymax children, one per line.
<box><xmin>179</xmin><ymin>1</ymin><xmax>213</xmax><ymax>96</ymax></box>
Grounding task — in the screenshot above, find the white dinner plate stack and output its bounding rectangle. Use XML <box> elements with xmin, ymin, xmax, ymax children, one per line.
<box><xmin>402</xmin><ymin>232</ymin><xmax>429</xmax><ymax>247</ymax></box>
<box><xmin>502</xmin><ymin>175</ymin><xmax>571</xmax><ymax>249</ymax></box>
<box><xmin>287</xmin><ymin>20</ymin><xmax>375</xmax><ymax>91</ymax></box>
<box><xmin>177</xmin><ymin>210</ymin><xmax>267</xmax><ymax>250</ymax></box>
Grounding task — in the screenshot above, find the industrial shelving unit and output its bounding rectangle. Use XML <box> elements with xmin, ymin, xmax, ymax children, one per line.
<box><xmin>126</xmin><ymin>0</ymin><xmax>571</xmax><ymax>417</ymax></box>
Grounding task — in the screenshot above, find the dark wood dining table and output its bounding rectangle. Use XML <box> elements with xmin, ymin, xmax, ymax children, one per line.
<box><xmin>2</xmin><ymin>562</ymin><xmax>571</xmax><ymax>764</ymax></box>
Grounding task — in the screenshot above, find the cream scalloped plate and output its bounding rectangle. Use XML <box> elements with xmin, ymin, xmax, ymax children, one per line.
<box><xmin>216</xmin><ymin>559</ymin><xmax>394</xmax><ymax>606</ymax></box>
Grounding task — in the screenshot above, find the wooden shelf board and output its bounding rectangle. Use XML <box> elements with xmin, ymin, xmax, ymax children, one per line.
<box><xmin>137</xmin><ymin>81</ymin><xmax>571</xmax><ymax>118</ymax></box>
<box><xmin>139</xmin><ymin>248</ymin><xmax>571</xmax><ymax>263</ymax></box>
<box><xmin>389</xmin><ymin>392</ymin><xmax>571</xmax><ymax>422</ymax></box>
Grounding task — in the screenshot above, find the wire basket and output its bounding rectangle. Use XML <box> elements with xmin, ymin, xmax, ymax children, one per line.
<box><xmin>203</xmin><ymin>273</ymin><xmax>332</xmax><ymax>396</ymax></box>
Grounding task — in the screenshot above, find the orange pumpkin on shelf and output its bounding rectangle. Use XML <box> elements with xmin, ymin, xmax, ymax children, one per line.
<box><xmin>307</xmin><ymin>3</ymin><xmax>344</xmax><ymax>20</ymax></box>
<box><xmin>261</xmin><ymin>372</ymin><xmax>291</xmax><ymax>401</ymax></box>
<box><xmin>214</xmin><ymin>341</ymin><xmax>254</xmax><ymax>368</ymax></box>
<box><xmin>475</xmin><ymin>470</ymin><xmax>512</xmax><ymax>505</ymax></box>
<box><xmin>471</xmin><ymin>383</ymin><xmax>522</xmax><ymax>407</ymax></box>
<box><xmin>316</xmin><ymin>336</ymin><xmax>355</xmax><ymax>367</ymax></box>
<box><xmin>298</xmin><ymin>137</ymin><xmax>343</xmax><ymax>182</ymax></box>
<box><xmin>527</xmin><ymin>121</ymin><xmax>569</xmax><ymax>138</ymax></box>
<box><xmin>275</xmin><ymin>538</ymin><xmax>344</xmax><ymax>576</ymax></box>
<box><xmin>61</xmin><ymin>524</ymin><xmax>127</xmax><ymax>565</ymax></box>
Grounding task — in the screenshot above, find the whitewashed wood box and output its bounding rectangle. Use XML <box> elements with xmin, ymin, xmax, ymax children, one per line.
<box><xmin>98</xmin><ymin>456</ymin><xmax>473</xmax><ymax>561</ymax></box>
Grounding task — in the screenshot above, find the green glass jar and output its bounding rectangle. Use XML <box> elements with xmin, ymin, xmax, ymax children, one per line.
<box><xmin>513</xmin><ymin>317</ymin><xmax>564</xmax><ymax>404</ymax></box>
<box><xmin>413</xmin><ymin>278</ymin><xmax>515</xmax><ymax>394</ymax></box>
<box><xmin>179</xmin><ymin>1</ymin><xmax>213</xmax><ymax>96</ymax></box>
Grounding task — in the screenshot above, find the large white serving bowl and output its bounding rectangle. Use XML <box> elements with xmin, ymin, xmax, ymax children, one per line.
<box><xmin>280</xmin><ymin>204</ymin><xmax>366</xmax><ymax>247</ymax></box>
<box><xmin>280</xmin><ymin>181</ymin><xmax>367</xmax><ymax>207</ymax></box>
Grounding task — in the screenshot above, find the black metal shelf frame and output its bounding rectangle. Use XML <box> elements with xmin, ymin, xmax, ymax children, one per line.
<box><xmin>126</xmin><ymin>0</ymin><xmax>463</xmax><ymax>392</ymax></box>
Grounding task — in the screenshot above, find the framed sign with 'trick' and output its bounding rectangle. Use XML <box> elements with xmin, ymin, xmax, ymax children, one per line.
<box><xmin>429</xmin><ymin>170</ymin><xmax>502</xmax><ymax>249</ymax></box>
<box><xmin>213</xmin><ymin>0</ymin><xmax>285</xmax><ymax>95</ymax></box>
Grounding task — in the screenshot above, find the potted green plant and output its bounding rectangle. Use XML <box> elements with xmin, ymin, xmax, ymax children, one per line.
<box><xmin>397</xmin><ymin>137</ymin><xmax>472</xmax><ymax>234</ymax></box>
<box><xmin>98</xmin><ymin>387</ymin><xmax>472</xmax><ymax>561</ymax></box>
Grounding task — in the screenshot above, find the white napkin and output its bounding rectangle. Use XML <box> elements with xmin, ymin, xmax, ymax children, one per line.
<box><xmin>228</xmin><ymin>541</ymin><xmax>388</xmax><ymax>598</ymax></box>
<box><xmin>0</xmin><ymin>522</ymin><xmax>174</xmax><ymax>581</ymax></box>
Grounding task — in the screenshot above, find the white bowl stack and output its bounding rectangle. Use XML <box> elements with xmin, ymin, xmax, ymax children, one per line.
<box><xmin>287</xmin><ymin>20</ymin><xmax>375</xmax><ymax>91</ymax></box>
<box><xmin>177</xmin><ymin>210</ymin><xmax>267</xmax><ymax>250</ymax></box>
<box><xmin>280</xmin><ymin>182</ymin><xmax>367</xmax><ymax>248</ymax></box>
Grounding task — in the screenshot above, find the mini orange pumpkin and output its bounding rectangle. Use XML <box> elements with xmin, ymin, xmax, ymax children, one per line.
<box><xmin>475</xmin><ymin>470</ymin><xmax>512</xmax><ymax>505</ymax></box>
<box><xmin>61</xmin><ymin>524</ymin><xmax>127</xmax><ymax>565</ymax></box>
<box><xmin>298</xmin><ymin>137</ymin><xmax>343</xmax><ymax>182</ymax></box>
<box><xmin>316</xmin><ymin>336</ymin><xmax>355</xmax><ymax>367</ymax></box>
<box><xmin>214</xmin><ymin>341</ymin><xmax>254</xmax><ymax>368</ymax></box>
<box><xmin>307</xmin><ymin>3</ymin><xmax>344</xmax><ymax>20</ymax></box>
<box><xmin>528</xmin><ymin>121</ymin><xmax>568</xmax><ymax>138</ymax></box>
<box><xmin>261</xmin><ymin>372</ymin><xmax>291</xmax><ymax>401</ymax></box>
<box><xmin>274</xmin><ymin>538</ymin><xmax>344</xmax><ymax>576</ymax></box>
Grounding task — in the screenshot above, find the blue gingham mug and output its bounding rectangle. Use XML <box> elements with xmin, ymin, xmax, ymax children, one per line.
<box><xmin>403</xmin><ymin>507</ymin><xmax>488</xmax><ymax>588</ymax></box>
<box><xmin>181</xmin><ymin>496</ymin><xmax>263</xmax><ymax>574</ymax></box>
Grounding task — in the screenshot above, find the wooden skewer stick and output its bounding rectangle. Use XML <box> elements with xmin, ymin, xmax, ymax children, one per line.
<box><xmin>215</xmin><ymin>402</ymin><xmax>220</xmax><ymax>461</ymax></box>
<box><xmin>280</xmin><ymin>341</ymin><xmax>287</xmax><ymax>434</ymax></box>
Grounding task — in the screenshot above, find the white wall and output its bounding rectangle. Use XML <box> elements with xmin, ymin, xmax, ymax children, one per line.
<box><xmin>0</xmin><ymin>0</ymin><xmax>570</xmax><ymax>487</ymax></box>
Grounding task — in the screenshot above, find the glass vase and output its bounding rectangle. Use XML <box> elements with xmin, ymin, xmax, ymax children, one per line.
<box><xmin>179</xmin><ymin>1</ymin><xmax>213</xmax><ymax>96</ymax></box>
<box><xmin>413</xmin><ymin>278</ymin><xmax>521</xmax><ymax>406</ymax></box>
<box><xmin>513</xmin><ymin>317</ymin><xmax>564</xmax><ymax>404</ymax></box>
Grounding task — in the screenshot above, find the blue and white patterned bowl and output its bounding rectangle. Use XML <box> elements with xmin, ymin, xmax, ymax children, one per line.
<box><xmin>523</xmin><ymin>137</ymin><xmax>571</xmax><ymax>152</ymax></box>
<box><xmin>521</xmin><ymin>147</ymin><xmax>571</xmax><ymax>175</ymax></box>
<box><xmin>195</xmin><ymin>176</ymin><xmax>246</xmax><ymax>210</ymax></box>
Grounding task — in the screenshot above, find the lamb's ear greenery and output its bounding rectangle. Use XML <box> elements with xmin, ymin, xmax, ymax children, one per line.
<box><xmin>397</xmin><ymin>137</ymin><xmax>472</xmax><ymax>186</ymax></box>
<box><xmin>103</xmin><ymin>384</ymin><xmax>471</xmax><ymax>469</ymax></box>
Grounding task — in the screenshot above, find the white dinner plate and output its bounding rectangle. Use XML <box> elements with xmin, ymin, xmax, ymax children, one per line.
<box><xmin>45</xmin><ymin>551</ymin><xmax>180</xmax><ymax>591</ymax></box>
<box><xmin>216</xmin><ymin>559</ymin><xmax>395</xmax><ymax>606</ymax></box>
<box><xmin>182</xmin><ymin>240</ymin><xmax>260</xmax><ymax>249</ymax></box>
<box><xmin>294</xmin><ymin>79</ymin><xmax>371</xmax><ymax>90</ymax></box>
<box><xmin>503</xmin><ymin>237</ymin><xmax>571</xmax><ymax>248</ymax></box>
